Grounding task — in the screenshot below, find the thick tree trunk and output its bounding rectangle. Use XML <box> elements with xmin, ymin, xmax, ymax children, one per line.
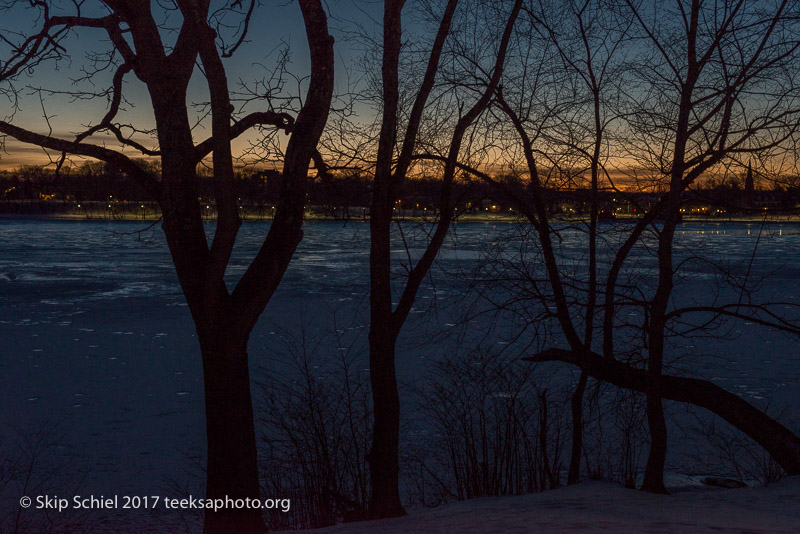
<box><xmin>643</xmin><ymin>315</ymin><xmax>669</xmax><ymax>494</ymax></box>
<box><xmin>528</xmin><ymin>348</ymin><xmax>800</xmax><ymax>476</ymax></box>
<box><xmin>366</xmin><ymin>325</ymin><xmax>405</xmax><ymax>518</ymax></box>
<box><xmin>367</xmin><ymin>143</ymin><xmax>406</xmax><ymax>519</ymax></box>
<box><xmin>200</xmin><ymin>332</ymin><xmax>265</xmax><ymax>534</ymax></box>
<box><xmin>642</xmin><ymin>394</ymin><xmax>668</xmax><ymax>493</ymax></box>
<box><xmin>366</xmin><ymin>0</ymin><xmax>404</xmax><ymax>514</ymax></box>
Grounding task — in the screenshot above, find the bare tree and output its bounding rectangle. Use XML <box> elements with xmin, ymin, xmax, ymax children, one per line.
<box><xmin>311</xmin><ymin>0</ymin><xmax>527</xmax><ymax>517</ymax></box>
<box><xmin>514</xmin><ymin>0</ymin><xmax>634</xmax><ymax>485</ymax></box>
<box><xmin>613</xmin><ymin>0</ymin><xmax>800</xmax><ymax>492</ymax></box>
<box><xmin>485</xmin><ymin>0</ymin><xmax>800</xmax><ymax>492</ymax></box>
<box><xmin>0</xmin><ymin>2</ymin><xmax>334</xmax><ymax>532</ymax></box>
<box><xmin>350</xmin><ymin>0</ymin><xmax>525</xmax><ymax>517</ymax></box>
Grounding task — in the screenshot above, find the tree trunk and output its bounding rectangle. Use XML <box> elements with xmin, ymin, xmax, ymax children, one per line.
<box><xmin>567</xmin><ymin>371</ymin><xmax>588</xmax><ymax>485</ymax></box>
<box><xmin>200</xmin><ymin>332</ymin><xmax>266</xmax><ymax>534</ymax></box>
<box><xmin>642</xmin><ymin>206</ymin><xmax>679</xmax><ymax>494</ymax></box>
<box><xmin>366</xmin><ymin>324</ymin><xmax>405</xmax><ymax>518</ymax></box>
<box><xmin>642</xmin><ymin>394</ymin><xmax>668</xmax><ymax>493</ymax></box>
<box><xmin>643</xmin><ymin>311</ymin><xmax>669</xmax><ymax>494</ymax></box>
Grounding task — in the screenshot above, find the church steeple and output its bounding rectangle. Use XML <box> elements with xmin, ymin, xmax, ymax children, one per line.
<box><xmin>745</xmin><ymin>162</ymin><xmax>755</xmax><ymax>208</ymax></box>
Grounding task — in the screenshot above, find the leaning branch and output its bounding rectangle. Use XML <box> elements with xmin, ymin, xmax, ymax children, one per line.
<box><xmin>526</xmin><ymin>347</ymin><xmax>800</xmax><ymax>475</ymax></box>
<box><xmin>0</xmin><ymin>120</ymin><xmax>161</xmax><ymax>198</ymax></box>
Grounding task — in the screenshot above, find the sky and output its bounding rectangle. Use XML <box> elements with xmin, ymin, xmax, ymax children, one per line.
<box><xmin>1</xmin><ymin>1</ymin><xmax>797</xmax><ymax>186</ymax></box>
<box><xmin>0</xmin><ymin>0</ymin><xmax>379</xmax><ymax>171</ymax></box>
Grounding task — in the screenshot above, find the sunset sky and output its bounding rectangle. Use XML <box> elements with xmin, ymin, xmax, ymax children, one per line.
<box><xmin>0</xmin><ymin>0</ymin><xmax>376</xmax><ymax>171</ymax></box>
<box><xmin>1</xmin><ymin>1</ymin><xmax>797</xmax><ymax>188</ymax></box>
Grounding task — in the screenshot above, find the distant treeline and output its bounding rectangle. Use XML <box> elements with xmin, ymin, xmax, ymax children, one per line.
<box><xmin>0</xmin><ymin>167</ymin><xmax>496</xmax><ymax>211</ymax></box>
<box><xmin>2</xmin><ymin>166</ymin><xmax>800</xmax><ymax>217</ymax></box>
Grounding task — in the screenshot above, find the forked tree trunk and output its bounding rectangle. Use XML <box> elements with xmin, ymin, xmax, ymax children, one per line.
<box><xmin>367</xmin><ymin>173</ymin><xmax>407</xmax><ymax>518</ymax></box>
<box><xmin>365</xmin><ymin>0</ymin><xmax>520</xmax><ymax>517</ymax></box>
<box><xmin>0</xmin><ymin>3</ymin><xmax>333</xmax><ymax>534</ymax></box>
<box><xmin>200</xmin><ymin>330</ymin><xmax>265</xmax><ymax>534</ymax></box>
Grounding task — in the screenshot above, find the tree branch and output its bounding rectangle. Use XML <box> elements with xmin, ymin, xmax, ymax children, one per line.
<box><xmin>526</xmin><ymin>347</ymin><xmax>800</xmax><ymax>475</ymax></box>
<box><xmin>0</xmin><ymin>120</ymin><xmax>161</xmax><ymax>199</ymax></box>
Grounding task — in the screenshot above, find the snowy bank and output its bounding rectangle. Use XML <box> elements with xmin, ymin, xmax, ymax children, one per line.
<box><xmin>305</xmin><ymin>478</ymin><xmax>800</xmax><ymax>533</ymax></box>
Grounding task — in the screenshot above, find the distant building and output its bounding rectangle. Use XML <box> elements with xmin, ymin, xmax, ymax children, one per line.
<box><xmin>744</xmin><ymin>162</ymin><xmax>754</xmax><ymax>208</ymax></box>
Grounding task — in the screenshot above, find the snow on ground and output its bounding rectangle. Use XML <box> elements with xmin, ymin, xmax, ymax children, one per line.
<box><xmin>306</xmin><ymin>478</ymin><xmax>800</xmax><ymax>533</ymax></box>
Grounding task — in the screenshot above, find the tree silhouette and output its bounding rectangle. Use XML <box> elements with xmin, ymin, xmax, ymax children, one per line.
<box><xmin>0</xmin><ymin>2</ymin><xmax>334</xmax><ymax>532</ymax></box>
<box><xmin>315</xmin><ymin>0</ymin><xmax>523</xmax><ymax>517</ymax></box>
<box><xmin>484</xmin><ymin>0</ymin><xmax>800</xmax><ymax>491</ymax></box>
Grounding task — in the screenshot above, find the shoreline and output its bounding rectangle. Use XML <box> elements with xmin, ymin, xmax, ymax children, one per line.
<box><xmin>2</xmin><ymin>211</ymin><xmax>800</xmax><ymax>224</ymax></box>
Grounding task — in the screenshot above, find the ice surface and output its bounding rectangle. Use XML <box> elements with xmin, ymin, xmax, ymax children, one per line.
<box><xmin>1</xmin><ymin>219</ymin><xmax>800</xmax><ymax>531</ymax></box>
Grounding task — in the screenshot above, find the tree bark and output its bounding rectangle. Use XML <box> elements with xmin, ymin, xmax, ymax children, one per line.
<box><xmin>200</xmin><ymin>331</ymin><xmax>265</xmax><ymax>534</ymax></box>
<box><xmin>366</xmin><ymin>323</ymin><xmax>405</xmax><ymax>518</ymax></box>
<box><xmin>642</xmin><ymin>393</ymin><xmax>668</xmax><ymax>493</ymax></box>
<box><xmin>367</xmin><ymin>148</ymin><xmax>405</xmax><ymax>517</ymax></box>
<box><xmin>528</xmin><ymin>348</ymin><xmax>800</xmax><ymax>476</ymax></box>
